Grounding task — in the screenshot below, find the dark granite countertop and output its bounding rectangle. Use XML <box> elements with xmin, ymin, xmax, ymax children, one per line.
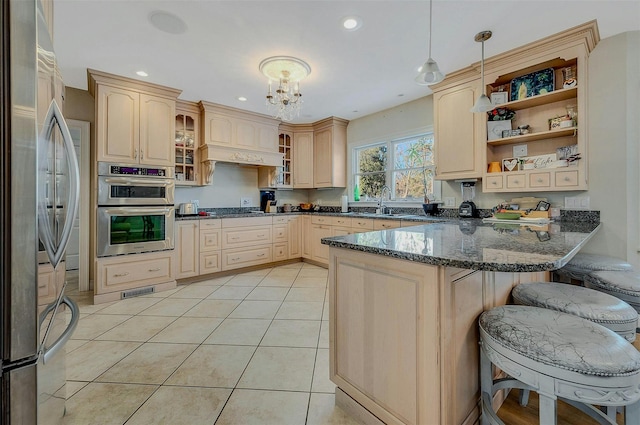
<box><xmin>321</xmin><ymin>220</ymin><xmax>601</xmax><ymax>272</ymax></box>
<box><xmin>175</xmin><ymin>211</ymin><xmax>446</xmax><ymax>222</ymax></box>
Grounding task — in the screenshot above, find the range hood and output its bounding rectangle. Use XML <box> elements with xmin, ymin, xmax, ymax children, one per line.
<box><xmin>200</xmin><ymin>143</ymin><xmax>283</xmax><ymax>184</ymax></box>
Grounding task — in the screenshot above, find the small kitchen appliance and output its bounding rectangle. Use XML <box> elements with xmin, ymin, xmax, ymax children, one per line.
<box><xmin>458</xmin><ymin>182</ymin><xmax>478</xmax><ymax>218</ymax></box>
<box><xmin>178</xmin><ymin>203</ymin><xmax>197</xmax><ymax>216</ymax></box>
<box><xmin>260</xmin><ymin>190</ymin><xmax>275</xmax><ymax>212</ymax></box>
<box><xmin>265</xmin><ymin>200</ymin><xmax>278</xmax><ymax>213</ymax></box>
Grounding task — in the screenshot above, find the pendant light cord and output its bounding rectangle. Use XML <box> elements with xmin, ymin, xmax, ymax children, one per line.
<box><xmin>428</xmin><ymin>0</ymin><xmax>433</xmax><ymax>57</ymax></box>
<box><xmin>480</xmin><ymin>39</ymin><xmax>484</xmax><ymax>89</ymax></box>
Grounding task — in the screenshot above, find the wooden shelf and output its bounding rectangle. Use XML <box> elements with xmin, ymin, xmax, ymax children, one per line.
<box><xmin>487</xmin><ymin>127</ymin><xmax>577</xmax><ymax>146</ymax></box>
<box><xmin>493</xmin><ymin>87</ymin><xmax>577</xmax><ymax>111</ymax></box>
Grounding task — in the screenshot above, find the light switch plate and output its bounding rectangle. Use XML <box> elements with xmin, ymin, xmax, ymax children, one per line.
<box><xmin>444</xmin><ymin>197</ymin><xmax>456</xmax><ymax>207</ymax></box>
<box><xmin>241</xmin><ymin>197</ymin><xmax>251</xmax><ymax>207</ymax></box>
<box><xmin>513</xmin><ymin>144</ymin><xmax>528</xmax><ymax>157</ymax></box>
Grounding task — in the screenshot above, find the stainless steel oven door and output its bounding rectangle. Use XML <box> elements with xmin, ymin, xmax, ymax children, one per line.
<box><xmin>98</xmin><ymin>175</ymin><xmax>175</xmax><ymax>206</ymax></box>
<box><xmin>97</xmin><ymin>206</ymin><xmax>174</xmax><ymax>257</ymax></box>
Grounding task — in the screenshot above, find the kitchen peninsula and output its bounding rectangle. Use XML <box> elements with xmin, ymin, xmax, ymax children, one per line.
<box><xmin>321</xmin><ymin>220</ymin><xmax>600</xmax><ymax>425</ymax></box>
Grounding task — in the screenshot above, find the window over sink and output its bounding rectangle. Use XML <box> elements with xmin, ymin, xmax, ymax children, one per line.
<box><xmin>353</xmin><ymin>132</ymin><xmax>441</xmax><ymax>202</ymax></box>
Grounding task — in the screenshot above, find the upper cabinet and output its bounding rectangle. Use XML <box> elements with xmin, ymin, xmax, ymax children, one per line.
<box><xmin>431</xmin><ymin>21</ymin><xmax>599</xmax><ymax>193</ymax></box>
<box><xmin>313</xmin><ymin>117</ymin><xmax>348</xmax><ymax>188</ymax></box>
<box><xmin>293</xmin><ymin>129</ymin><xmax>314</xmax><ymax>189</ymax></box>
<box><xmin>175</xmin><ymin>100</ymin><xmax>200</xmax><ymax>185</ymax></box>
<box><xmin>88</xmin><ymin>69</ymin><xmax>181</xmax><ymax>166</ymax></box>
<box><xmin>432</xmin><ymin>78</ymin><xmax>485</xmax><ymax>180</ymax></box>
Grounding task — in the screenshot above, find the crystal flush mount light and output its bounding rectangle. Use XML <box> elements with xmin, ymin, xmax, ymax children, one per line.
<box><xmin>259</xmin><ymin>56</ymin><xmax>311</xmax><ymax>121</ymax></box>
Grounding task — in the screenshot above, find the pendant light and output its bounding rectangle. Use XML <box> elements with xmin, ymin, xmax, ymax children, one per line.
<box><xmin>470</xmin><ymin>30</ymin><xmax>494</xmax><ymax>113</ymax></box>
<box><xmin>415</xmin><ymin>0</ymin><xmax>444</xmax><ymax>85</ymax></box>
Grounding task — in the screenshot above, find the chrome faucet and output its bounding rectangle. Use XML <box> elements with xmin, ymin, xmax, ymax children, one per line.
<box><xmin>378</xmin><ymin>185</ymin><xmax>391</xmax><ymax>214</ymax></box>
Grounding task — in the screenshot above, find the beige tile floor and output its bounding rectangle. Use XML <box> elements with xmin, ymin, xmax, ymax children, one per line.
<box><xmin>63</xmin><ymin>262</ymin><xmax>359</xmax><ymax>425</ymax></box>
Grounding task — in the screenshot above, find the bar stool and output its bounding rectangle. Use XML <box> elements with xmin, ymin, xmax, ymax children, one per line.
<box><xmin>480</xmin><ymin>305</ymin><xmax>640</xmax><ymax>425</ymax></box>
<box><xmin>512</xmin><ymin>282</ymin><xmax>638</xmax><ymax>342</ymax></box>
<box><xmin>556</xmin><ymin>253</ymin><xmax>634</xmax><ymax>284</ymax></box>
<box><xmin>585</xmin><ymin>271</ymin><xmax>640</xmax><ymax>314</ymax></box>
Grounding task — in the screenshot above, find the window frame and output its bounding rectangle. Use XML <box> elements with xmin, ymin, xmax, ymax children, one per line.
<box><xmin>352</xmin><ymin>131</ymin><xmax>441</xmax><ymax>203</ymax></box>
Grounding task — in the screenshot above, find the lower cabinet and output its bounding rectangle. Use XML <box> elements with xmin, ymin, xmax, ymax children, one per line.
<box><xmin>175</xmin><ymin>221</ymin><xmax>200</xmax><ymax>278</ymax></box>
<box><xmin>302</xmin><ymin>216</ymin><xmax>312</xmax><ymax>259</ymax></box>
<box><xmin>311</xmin><ymin>224</ymin><xmax>332</xmax><ymax>264</ymax></box>
<box><xmin>199</xmin><ymin>220</ymin><xmax>221</xmax><ymax>274</ymax></box>
<box><xmin>38</xmin><ymin>262</ymin><xmax>65</xmax><ymax>307</ymax></box>
<box><xmin>222</xmin><ymin>244</ymin><xmax>273</xmax><ymax>271</ymax></box>
<box><xmin>94</xmin><ymin>250</ymin><xmax>176</xmax><ymax>303</ymax></box>
<box><xmin>288</xmin><ymin>216</ymin><xmax>301</xmax><ymax>259</ymax></box>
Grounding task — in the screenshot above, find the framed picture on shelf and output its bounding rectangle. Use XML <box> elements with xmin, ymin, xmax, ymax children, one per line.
<box><xmin>487</xmin><ymin>120</ymin><xmax>512</xmax><ymax>141</ymax></box>
<box><xmin>490</xmin><ymin>92</ymin><xmax>508</xmax><ymax>106</ymax></box>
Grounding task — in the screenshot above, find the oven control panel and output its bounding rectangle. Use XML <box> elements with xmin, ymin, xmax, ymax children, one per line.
<box><xmin>98</xmin><ymin>162</ymin><xmax>173</xmax><ymax>179</ymax></box>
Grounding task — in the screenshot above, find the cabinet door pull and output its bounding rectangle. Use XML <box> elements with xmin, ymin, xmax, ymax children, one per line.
<box><xmin>232</xmin><ymin>257</ymin><xmax>240</xmax><ymax>261</ymax></box>
<box><xmin>491</xmin><ymin>181</ymin><xmax>497</xmax><ymax>185</ymax></box>
<box><xmin>230</xmin><ymin>236</ymin><xmax>240</xmax><ymax>240</ymax></box>
<box><xmin>140</xmin><ymin>149</ymin><xmax>144</xmax><ymax>160</ymax></box>
<box><xmin>113</xmin><ymin>272</ymin><xmax>129</xmax><ymax>277</ymax></box>
<box><xmin>134</xmin><ymin>149</ymin><xmax>138</xmax><ymax>159</ymax></box>
<box><xmin>256</xmin><ymin>253</ymin><xmax>265</xmax><ymax>257</ymax></box>
<box><xmin>257</xmin><ymin>234</ymin><xmax>265</xmax><ymax>238</ymax></box>
<box><xmin>148</xmin><ymin>267</ymin><xmax>160</xmax><ymax>272</ymax></box>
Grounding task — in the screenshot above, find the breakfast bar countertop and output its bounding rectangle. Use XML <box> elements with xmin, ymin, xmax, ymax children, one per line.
<box><xmin>321</xmin><ymin>220</ymin><xmax>601</xmax><ymax>273</ymax></box>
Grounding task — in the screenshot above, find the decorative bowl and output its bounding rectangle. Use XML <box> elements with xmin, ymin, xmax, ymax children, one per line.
<box><xmin>300</xmin><ymin>203</ymin><xmax>313</xmax><ymax>211</ymax></box>
<box><xmin>422</xmin><ymin>203</ymin><xmax>439</xmax><ymax>216</ymax></box>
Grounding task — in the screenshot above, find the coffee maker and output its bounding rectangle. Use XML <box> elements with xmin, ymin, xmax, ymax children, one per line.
<box><xmin>260</xmin><ymin>190</ymin><xmax>276</xmax><ymax>212</ymax></box>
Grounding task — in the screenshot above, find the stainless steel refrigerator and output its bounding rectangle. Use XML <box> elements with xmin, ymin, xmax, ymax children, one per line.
<box><xmin>1</xmin><ymin>0</ymin><xmax>80</xmax><ymax>423</ymax></box>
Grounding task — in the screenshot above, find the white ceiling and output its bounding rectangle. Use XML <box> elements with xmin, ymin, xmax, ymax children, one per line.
<box><xmin>53</xmin><ymin>1</ymin><xmax>639</xmax><ymax>124</ymax></box>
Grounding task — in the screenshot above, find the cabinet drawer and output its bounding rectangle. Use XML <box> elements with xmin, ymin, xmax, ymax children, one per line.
<box><xmin>332</xmin><ymin>226</ymin><xmax>351</xmax><ymax>237</ymax></box>
<box><xmin>311</xmin><ymin>215</ymin><xmax>332</xmax><ymax>225</ymax></box>
<box><xmin>199</xmin><ymin>251</ymin><xmax>221</xmax><ymax>275</ymax></box>
<box><xmin>506</xmin><ymin>173</ymin><xmax>526</xmax><ymax>189</ymax></box>
<box><xmin>200</xmin><ymin>229</ymin><xmax>221</xmax><ymax>251</ymax></box>
<box><xmin>273</xmin><ymin>224</ymin><xmax>288</xmax><ymax>243</ymax></box>
<box><xmin>200</xmin><ymin>220</ymin><xmax>221</xmax><ymax>230</ymax></box>
<box><xmin>222</xmin><ymin>226</ymin><xmax>272</xmax><ymax>248</ymax></box>
<box><xmin>96</xmin><ymin>251</ymin><xmax>173</xmax><ymax>295</ymax></box>
<box><xmin>374</xmin><ymin>220</ymin><xmax>402</xmax><ymax>230</ymax></box>
<box><xmin>272</xmin><ymin>216</ymin><xmax>289</xmax><ymax>225</ymax></box>
<box><xmin>222</xmin><ymin>245</ymin><xmax>272</xmax><ymax>271</ymax></box>
<box><xmin>273</xmin><ymin>243</ymin><xmax>288</xmax><ymax>261</ymax></box>
<box><xmin>222</xmin><ymin>216</ymin><xmax>272</xmax><ymax>228</ymax></box>
<box><xmin>332</xmin><ymin>216</ymin><xmax>352</xmax><ymax>227</ymax></box>
<box><xmin>485</xmin><ymin>175</ymin><xmax>503</xmax><ymax>190</ymax></box>
<box><xmin>352</xmin><ymin>218</ymin><xmax>375</xmax><ymax>231</ymax></box>
<box><xmin>555</xmin><ymin>170</ymin><xmax>579</xmax><ymax>187</ymax></box>
<box><xmin>529</xmin><ymin>172</ymin><xmax>551</xmax><ymax>188</ymax></box>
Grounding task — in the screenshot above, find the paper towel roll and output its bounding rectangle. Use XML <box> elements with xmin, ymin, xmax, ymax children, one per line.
<box><xmin>341</xmin><ymin>195</ymin><xmax>348</xmax><ymax>213</ymax></box>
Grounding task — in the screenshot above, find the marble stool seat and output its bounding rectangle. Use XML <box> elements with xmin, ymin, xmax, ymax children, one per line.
<box><xmin>512</xmin><ymin>282</ymin><xmax>638</xmax><ymax>342</ymax></box>
<box><xmin>585</xmin><ymin>271</ymin><xmax>640</xmax><ymax>315</ymax></box>
<box><xmin>557</xmin><ymin>253</ymin><xmax>634</xmax><ymax>283</ymax></box>
<box><xmin>479</xmin><ymin>305</ymin><xmax>640</xmax><ymax>425</ymax></box>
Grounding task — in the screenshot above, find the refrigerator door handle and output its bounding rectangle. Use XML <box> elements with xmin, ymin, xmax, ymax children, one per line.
<box><xmin>38</xmin><ymin>295</ymin><xmax>79</xmax><ymax>364</ymax></box>
<box><xmin>37</xmin><ymin>99</ymin><xmax>80</xmax><ymax>268</ymax></box>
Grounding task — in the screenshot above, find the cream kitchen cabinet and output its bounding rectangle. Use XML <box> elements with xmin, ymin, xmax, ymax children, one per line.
<box><xmin>273</xmin><ymin>215</ymin><xmax>301</xmax><ymax>260</ymax></box>
<box><xmin>481</xmin><ymin>25</ymin><xmax>595</xmax><ymax>193</ymax></box>
<box><xmin>221</xmin><ymin>216</ymin><xmax>273</xmax><ymax>271</ymax></box>
<box><xmin>89</xmin><ymin>69</ymin><xmax>180</xmax><ymax>167</ymax></box>
<box><xmin>302</xmin><ymin>216</ymin><xmax>312</xmax><ymax>259</ymax></box>
<box><xmin>94</xmin><ymin>250</ymin><xmax>176</xmax><ymax>304</ymax></box>
<box><xmin>175</xmin><ymin>221</ymin><xmax>200</xmax><ymax>279</ymax></box>
<box><xmin>199</xmin><ymin>220</ymin><xmax>222</xmax><ymax>275</ymax></box>
<box><xmin>374</xmin><ymin>219</ymin><xmax>402</xmax><ymax>230</ymax></box>
<box><xmin>288</xmin><ymin>216</ymin><xmax>301</xmax><ymax>259</ymax></box>
<box><xmin>310</xmin><ymin>218</ymin><xmax>332</xmax><ymax>264</ymax></box>
<box><xmin>175</xmin><ymin>100</ymin><xmax>200</xmax><ymax>185</ymax></box>
<box><xmin>431</xmin><ymin>78</ymin><xmax>485</xmax><ymax>180</ymax></box>
<box><xmin>38</xmin><ymin>262</ymin><xmax>64</xmax><ymax>307</ymax></box>
<box><xmin>313</xmin><ymin>117</ymin><xmax>348</xmax><ymax>188</ymax></box>
<box><xmin>293</xmin><ymin>130</ymin><xmax>314</xmax><ymax>188</ymax></box>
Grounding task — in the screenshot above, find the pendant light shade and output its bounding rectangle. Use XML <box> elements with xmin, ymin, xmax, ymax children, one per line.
<box><xmin>415</xmin><ymin>0</ymin><xmax>445</xmax><ymax>86</ymax></box>
<box><xmin>470</xmin><ymin>30</ymin><xmax>493</xmax><ymax>113</ymax></box>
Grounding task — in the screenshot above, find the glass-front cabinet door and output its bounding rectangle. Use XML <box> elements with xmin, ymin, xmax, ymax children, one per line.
<box><xmin>278</xmin><ymin>131</ymin><xmax>292</xmax><ymax>188</ymax></box>
<box><xmin>175</xmin><ymin>101</ymin><xmax>200</xmax><ymax>185</ymax></box>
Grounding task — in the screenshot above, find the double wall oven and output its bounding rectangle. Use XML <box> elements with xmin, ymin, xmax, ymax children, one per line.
<box><xmin>97</xmin><ymin>162</ymin><xmax>175</xmax><ymax>257</ymax></box>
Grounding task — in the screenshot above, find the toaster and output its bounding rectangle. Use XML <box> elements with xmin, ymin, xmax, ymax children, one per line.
<box><xmin>178</xmin><ymin>202</ymin><xmax>197</xmax><ymax>216</ymax></box>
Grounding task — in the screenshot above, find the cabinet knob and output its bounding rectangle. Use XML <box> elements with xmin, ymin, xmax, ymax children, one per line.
<box><xmin>134</xmin><ymin>149</ymin><xmax>138</xmax><ymax>159</ymax></box>
<box><xmin>537</xmin><ymin>178</ymin><xmax>543</xmax><ymax>183</ymax></box>
<box><xmin>491</xmin><ymin>181</ymin><xmax>497</xmax><ymax>185</ymax></box>
<box><xmin>564</xmin><ymin>177</ymin><xmax>570</xmax><ymax>181</ymax></box>
<box><xmin>514</xmin><ymin>180</ymin><xmax>519</xmax><ymax>184</ymax></box>
<box><xmin>140</xmin><ymin>149</ymin><xmax>144</xmax><ymax>160</ymax></box>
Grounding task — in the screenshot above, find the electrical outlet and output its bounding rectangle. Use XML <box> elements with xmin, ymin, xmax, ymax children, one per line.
<box><xmin>240</xmin><ymin>197</ymin><xmax>251</xmax><ymax>207</ymax></box>
<box><xmin>579</xmin><ymin>196</ymin><xmax>590</xmax><ymax>209</ymax></box>
<box><xmin>513</xmin><ymin>144</ymin><xmax>528</xmax><ymax>157</ymax></box>
<box><xmin>444</xmin><ymin>197</ymin><xmax>456</xmax><ymax>207</ymax></box>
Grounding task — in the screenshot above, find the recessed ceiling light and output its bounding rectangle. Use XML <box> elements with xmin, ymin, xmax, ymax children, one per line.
<box><xmin>149</xmin><ymin>11</ymin><xmax>187</xmax><ymax>35</ymax></box>
<box><xmin>237</xmin><ymin>96</ymin><xmax>247</xmax><ymax>102</ymax></box>
<box><xmin>136</xmin><ymin>71</ymin><xmax>148</xmax><ymax>77</ymax></box>
<box><xmin>341</xmin><ymin>16</ymin><xmax>362</xmax><ymax>31</ymax></box>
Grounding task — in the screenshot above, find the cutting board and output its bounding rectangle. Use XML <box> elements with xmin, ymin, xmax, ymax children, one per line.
<box><xmin>510</xmin><ymin>197</ymin><xmax>548</xmax><ymax>210</ymax></box>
